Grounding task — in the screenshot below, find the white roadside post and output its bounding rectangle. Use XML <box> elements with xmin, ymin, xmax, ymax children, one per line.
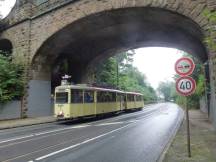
<box><xmin>174</xmin><ymin>57</ymin><xmax>196</xmax><ymax>158</ymax></box>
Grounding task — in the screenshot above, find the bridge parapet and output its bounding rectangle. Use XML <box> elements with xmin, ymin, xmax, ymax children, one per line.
<box><xmin>0</xmin><ymin>2</ymin><xmax>33</xmax><ymax>28</ymax></box>
<box><xmin>31</xmin><ymin>0</ymin><xmax>78</xmax><ymax>17</ymax></box>
<box><xmin>0</xmin><ymin>0</ymin><xmax>80</xmax><ymax>28</ymax></box>
<box><xmin>207</xmin><ymin>0</ymin><xmax>216</xmax><ymax>10</ymax></box>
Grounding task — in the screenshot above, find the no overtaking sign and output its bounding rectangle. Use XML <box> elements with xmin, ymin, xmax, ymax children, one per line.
<box><xmin>175</xmin><ymin>57</ymin><xmax>196</xmax><ymax>96</ymax></box>
<box><xmin>175</xmin><ymin>57</ymin><xmax>195</xmax><ymax>76</ymax></box>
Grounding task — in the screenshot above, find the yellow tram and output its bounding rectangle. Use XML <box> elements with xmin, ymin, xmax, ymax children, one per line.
<box><xmin>54</xmin><ymin>84</ymin><xmax>144</xmax><ymax>119</ymax></box>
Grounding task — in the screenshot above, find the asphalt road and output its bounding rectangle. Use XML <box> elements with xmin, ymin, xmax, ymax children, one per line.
<box><xmin>0</xmin><ymin>103</ymin><xmax>184</xmax><ymax>162</ymax></box>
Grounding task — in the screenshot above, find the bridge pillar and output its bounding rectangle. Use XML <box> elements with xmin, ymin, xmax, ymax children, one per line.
<box><xmin>27</xmin><ymin>80</ymin><xmax>52</xmax><ymax>117</ymax></box>
<box><xmin>26</xmin><ymin>67</ymin><xmax>53</xmax><ymax>117</ymax></box>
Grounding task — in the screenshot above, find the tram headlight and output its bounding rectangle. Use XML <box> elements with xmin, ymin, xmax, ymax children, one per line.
<box><xmin>59</xmin><ymin>110</ymin><xmax>63</xmax><ymax>115</ymax></box>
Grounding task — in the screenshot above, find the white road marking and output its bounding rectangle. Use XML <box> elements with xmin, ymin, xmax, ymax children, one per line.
<box><xmin>0</xmin><ymin>135</ymin><xmax>35</xmax><ymax>144</ymax></box>
<box><xmin>0</xmin><ymin>125</ymin><xmax>90</xmax><ymax>144</ymax></box>
<box><xmin>0</xmin><ymin>127</ymin><xmax>90</xmax><ymax>149</ymax></box>
<box><xmin>88</xmin><ymin>105</ymin><xmax>159</xmax><ymax>125</ymax></box>
<box><xmin>34</xmin><ymin>124</ymin><xmax>131</xmax><ymax>161</ymax></box>
<box><xmin>128</xmin><ymin>119</ymin><xmax>140</xmax><ymax>123</ymax></box>
<box><xmin>95</xmin><ymin>122</ymin><xmax>125</xmax><ymax>126</ymax></box>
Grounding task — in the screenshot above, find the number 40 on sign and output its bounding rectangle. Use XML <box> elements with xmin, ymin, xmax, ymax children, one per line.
<box><xmin>176</xmin><ymin>76</ymin><xmax>196</xmax><ymax>96</ymax></box>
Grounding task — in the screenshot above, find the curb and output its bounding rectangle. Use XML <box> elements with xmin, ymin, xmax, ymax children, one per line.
<box><xmin>0</xmin><ymin>119</ymin><xmax>57</xmax><ymax>130</ymax></box>
<box><xmin>157</xmin><ymin>107</ymin><xmax>185</xmax><ymax>162</ymax></box>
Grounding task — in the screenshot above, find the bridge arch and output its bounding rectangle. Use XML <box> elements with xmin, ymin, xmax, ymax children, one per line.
<box><xmin>31</xmin><ymin>6</ymin><xmax>208</xmax><ymax>82</ymax></box>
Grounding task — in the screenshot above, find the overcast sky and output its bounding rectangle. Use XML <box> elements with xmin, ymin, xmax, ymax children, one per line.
<box><xmin>0</xmin><ymin>0</ymin><xmax>16</xmax><ymax>17</ymax></box>
<box><xmin>134</xmin><ymin>48</ymin><xmax>182</xmax><ymax>89</ymax></box>
<box><xmin>0</xmin><ymin>0</ymin><xmax>183</xmax><ymax>89</ymax></box>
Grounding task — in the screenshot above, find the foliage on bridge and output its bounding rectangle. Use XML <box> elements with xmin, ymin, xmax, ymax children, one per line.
<box><xmin>203</xmin><ymin>9</ymin><xmax>216</xmax><ymax>52</ymax></box>
<box><xmin>0</xmin><ymin>53</ymin><xmax>24</xmax><ymax>103</ymax></box>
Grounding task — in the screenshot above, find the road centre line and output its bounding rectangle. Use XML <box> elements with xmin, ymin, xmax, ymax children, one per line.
<box><xmin>89</xmin><ymin>105</ymin><xmax>160</xmax><ymax>125</ymax></box>
<box><xmin>2</xmin><ymin>134</ymin><xmax>90</xmax><ymax>162</ymax></box>
<box><xmin>0</xmin><ymin>125</ymin><xmax>90</xmax><ymax>144</ymax></box>
<box><xmin>33</xmin><ymin>124</ymin><xmax>132</xmax><ymax>161</ymax></box>
<box><xmin>96</xmin><ymin>122</ymin><xmax>125</xmax><ymax>126</ymax></box>
<box><xmin>0</xmin><ymin>127</ymin><xmax>90</xmax><ymax>149</ymax></box>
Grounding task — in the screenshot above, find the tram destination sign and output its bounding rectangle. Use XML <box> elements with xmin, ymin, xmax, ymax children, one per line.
<box><xmin>176</xmin><ymin>76</ymin><xmax>196</xmax><ymax>96</ymax></box>
<box><xmin>175</xmin><ymin>57</ymin><xmax>195</xmax><ymax>76</ymax></box>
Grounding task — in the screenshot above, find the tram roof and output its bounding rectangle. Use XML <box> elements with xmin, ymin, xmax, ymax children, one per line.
<box><xmin>55</xmin><ymin>84</ymin><xmax>143</xmax><ymax>95</ymax></box>
<box><xmin>125</xmin><ymin>92</ymin><xmax>143</xmax><ymax>96</ymax></box>
<box><xmin>56</xmin><ymin>84</ymin><xmax>123</xmax><ymax>93</ymax></box>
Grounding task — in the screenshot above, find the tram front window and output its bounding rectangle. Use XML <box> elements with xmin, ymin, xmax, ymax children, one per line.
<box><xmin>56</xmin><ymin>92</ymin><xmax>68</xmax><ymax>103</ymax></box>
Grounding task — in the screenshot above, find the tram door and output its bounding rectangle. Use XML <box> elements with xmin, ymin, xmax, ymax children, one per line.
<box><xmin>120</xmin><ymin>94</ymin><xmax>126</xmax><ymax>110</ymax></box>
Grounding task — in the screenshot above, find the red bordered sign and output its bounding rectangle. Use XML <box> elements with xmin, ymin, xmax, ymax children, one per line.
<box><xmin>176</xmin><ymin>76</ymin><xmax>196</xmax><ymax>96</ymax></box>
<box><xmin>175</xmin><ymin>57</ymin><xmax>195</xmax><ymax>76</ymax></box>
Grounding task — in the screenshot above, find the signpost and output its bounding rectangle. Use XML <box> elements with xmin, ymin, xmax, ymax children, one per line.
<box><xmin>175</xmin><ymin>57</ymin><xmax>196</xmax><ymax>158</ymax></box>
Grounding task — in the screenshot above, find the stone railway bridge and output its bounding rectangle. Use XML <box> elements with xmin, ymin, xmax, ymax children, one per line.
<box><xmin>0</xmin><ymin>0</ymin><xmax>216</xmax><ymax>127</ymax></box>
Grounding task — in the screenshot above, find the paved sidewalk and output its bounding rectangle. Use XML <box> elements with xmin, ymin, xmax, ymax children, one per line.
<box><xmin>163</xmin><ymin>110</ymin><xmax>216</xmax><ymax>162</ymax></box>
<box><xmin>0</xmin><ymin>116</ymin><xmax>56</xmax><ymax>130</ymax></box>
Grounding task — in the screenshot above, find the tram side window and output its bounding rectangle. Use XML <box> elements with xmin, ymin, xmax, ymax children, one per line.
<box><xmin>112</xmin><ymin>92</ymin><xmax>116</xmax><ymax>102</ymax></box>
<box><xmin>84</xmin><ymin>91</ymin><xmax>94</xmax><ymax>103</ymax></box>
<box><xmin>97</xmin><ymin>91</ymin><xmax>105</xmax><ymax>102</ymax></box>
<box><xmin>71</xmin><ymin>90</ymin><xmax>83</xmax><ymax>103</ymax></box>
<box><xmin>97</xmin><ymin>91</ymin><xmax>116</xmax><ymax>102</ymax></box>
<box><xmin>127</xmin><ymin>94</ymin><xmax>135</xmax><ymax>102</ymax></box>
<box><xmin>139</xmin><ymin>95</ymin><xmax>143</xmax><ymax>101</ymax></box>
<box><xmin>117</xmin><ymin>93</ymin><xmax>121</xmax><ymax>102</ymax></box>
<box><xmin>136</xmin><ymin>95</ymin><xmax>139</xmax><ymax>101</ymax></box>
<box><xmin>140</xmin><ymin>95</ymin><xmax>143</xmax><ymax>101</ymax></box>
<box><xmin>136</xmin><ymin>95</ymin><xmax>142</xmax><ymax>101</ymax></box>
<box><xmin>56</xmin><ymin>92</ymin><xmax>68</xmax><ymax>104</ymax></box>
<box><xmin>117</xmin><ymin>94</ymin><xmax>125</xmax><ymax>102</ymax></box>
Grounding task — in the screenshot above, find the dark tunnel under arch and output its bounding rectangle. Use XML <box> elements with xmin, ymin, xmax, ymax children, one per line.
<box><xmin>0</xmin><ymin>39</ymin><xmax>13</xmax><ymax>55</ymax></box>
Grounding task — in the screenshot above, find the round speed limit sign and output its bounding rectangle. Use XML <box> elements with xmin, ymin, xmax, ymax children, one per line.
<box><xmin>176</xmin><ymin>76</ymin><xmax>196</xmax><ymax>96</ymax></box>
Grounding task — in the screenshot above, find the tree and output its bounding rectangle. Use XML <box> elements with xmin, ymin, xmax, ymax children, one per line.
<box><xmin>115</xmin><ymin>50</ymin><xmax>135</xmax><ymax>87</ymax></box>
<box><xmin>94</xmin><ymin>51</ymin><xmax>157</xmax><ymax>103</ymax></box>
<box><xmin>157</xmin><ymin>81</ymin><xmax>175</xmax><ymax>101</ymax></box>
<box><xmin>0</xmin><ymin>53</ymin><xmax>24</xmax><ymax>103</ymax></box>
<box><xmin>94</xmin><ymin>57</ymin><xmax>118</xmax><ymax>87</ymax></box>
